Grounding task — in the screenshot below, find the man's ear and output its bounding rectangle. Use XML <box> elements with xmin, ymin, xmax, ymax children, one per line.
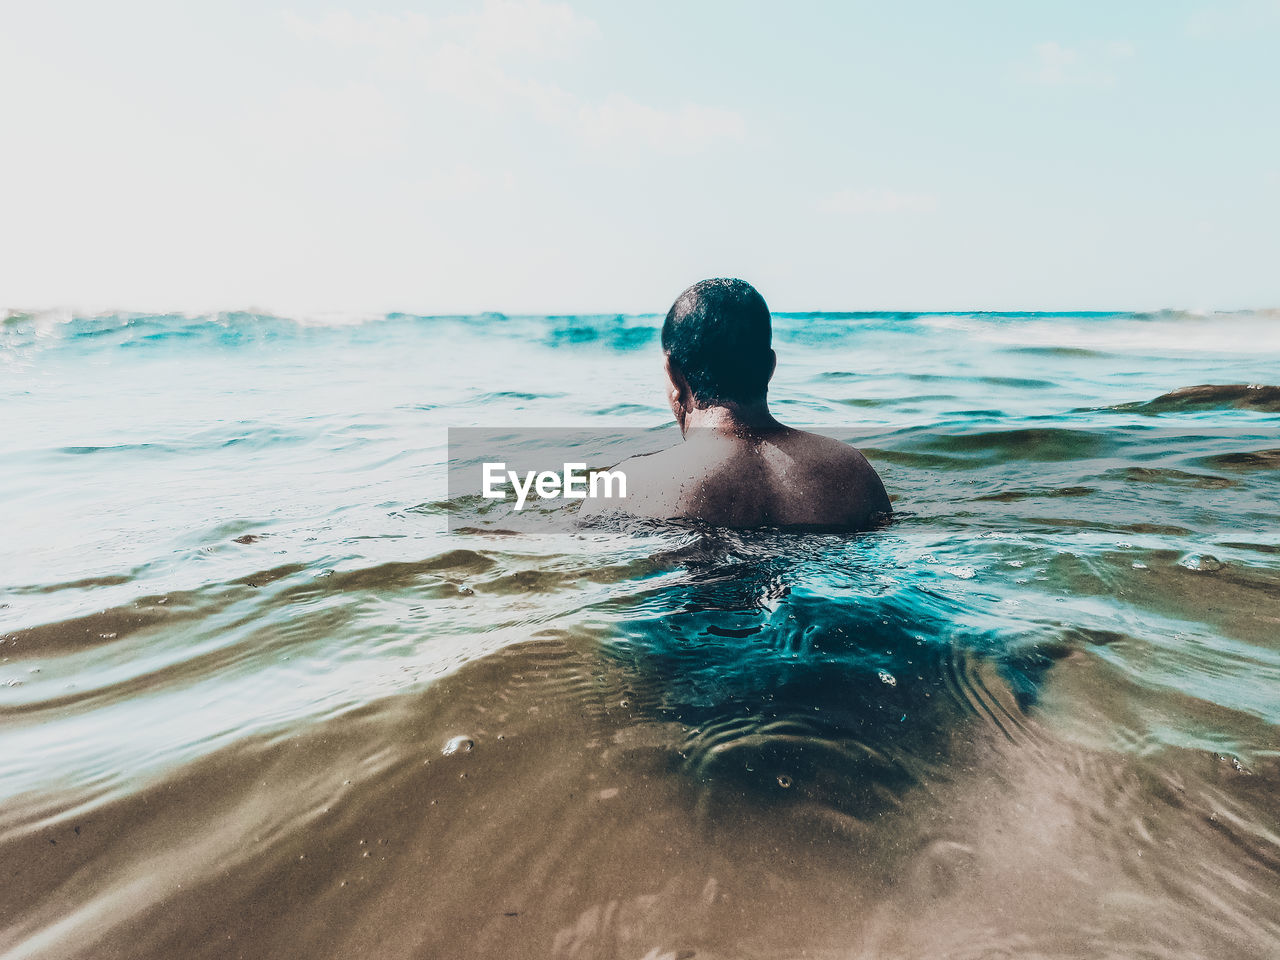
<box><xmin>664</xmin><ymin>354</ymin><xmax>692</xmax><ymax>400</ymax></box>
<box><xmin>766</xmin><ymin>349</ymin><xmax>777</xmax><ymax>384</ymax></box>
<box><xmin>663</xmin><ymin>354</ymin><xmax>692</xmax><ymax>431</ymax></box>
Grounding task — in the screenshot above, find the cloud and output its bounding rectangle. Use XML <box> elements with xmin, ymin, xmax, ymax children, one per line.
<box><xmin>283</xmin><ymin>0</ymin><xmax>594</xmax><ymax>56</ymax></box>
<box><xmin>282</xmin><ymin>10</ymin><xmax>434</xmax><ymax>49</ymax></box>
<box><xmin>1185</xmin><ymin>0</ymin><xmax>1280</xmax><ymax>37</ymax></box>
<box><xmin>411</xmin><ymin>164</ymin><xmax>518</xmax><ymax>197</ymax></box>
<box><xmin>447</xmin><ymin>0</ymin><xmax>598</xmax><ymax>58</ymax></box>
<box><xmin>1020</xmin><ymin>40</ymin><xmax>1136</xmax><ymax>88</ymax></box>
<box><xmin>1028</xmin><ymin>41</ymin><xmax>1082</xmax><ymax>86</ymax></box>
<box><xmin>818</xmin><ymin>188</ymin><xmax>938</xmax><ymax>215</ymax></box>
<box><xmin>253</xmin><ymin>83</ymin><xmax>406</xmax><ymax>159</ymax></box>
<box><xmin>281</xmin><ymin>1</ymin><xmax>742</xmax><ymax>154</ymax></box>
<box><xmin>575</xmin><ymin>96</ymin><xmax>746</xmax><ymax>154</ymax></box>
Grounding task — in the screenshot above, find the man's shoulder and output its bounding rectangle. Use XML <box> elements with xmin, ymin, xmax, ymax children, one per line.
<box><xmin>777</xmin><ymin>429</ymin><xmax>892</xmax><ymax>522</ymax></box>
<box><xmin>780</xmin><ymin>428</ymin><xmax>874</xmax><ymax>473</ymax></box>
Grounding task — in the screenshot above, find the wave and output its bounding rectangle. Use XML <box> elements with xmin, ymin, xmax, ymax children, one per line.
<box><xmin>1199</xmin><ymin>448</ymin><xmax>1280</xmax><ymax>470</ymax></box>
<box><xmin>905</xmin><ymin>427</ymin><xmax>1118</xmax><ymax>462</ymax></box>
<box><xmin>1110</xmin><ymin>383</ymin><xmax>1280</xmax><ymax>414</ymax></box>
<box><xmin>920</xmin><ymin>310</ymin><xmax>1280</xmax><ymax>355</ymax></box>
<box><xmin>7</xmin><ymin>308</ymin><xmax>1279</xmax><ymax>355</ymax></box>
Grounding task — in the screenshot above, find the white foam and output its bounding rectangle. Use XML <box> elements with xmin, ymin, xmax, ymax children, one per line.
<box><xmin>918</xmin><ymin>310</ymin><xmax>1280</xmax><ymax>355</ymax></box>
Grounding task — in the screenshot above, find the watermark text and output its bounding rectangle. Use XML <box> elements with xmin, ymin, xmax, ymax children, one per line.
<box><xmin>482</xmin><ymin>462</ymin><xmax>627</xmax><ymax>511</ymax></box>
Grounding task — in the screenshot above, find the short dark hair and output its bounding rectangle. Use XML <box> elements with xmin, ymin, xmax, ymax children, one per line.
<box><xmin>661</xmin><ymin>278</ymin><xmax>773</xmax><ymax>405</ymax></box>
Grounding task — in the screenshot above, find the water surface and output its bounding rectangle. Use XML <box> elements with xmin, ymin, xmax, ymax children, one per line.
<box><xmin>2</xmin><ymin>309</ymin><xmax>1278</xmax><ymax>959</ymax></box>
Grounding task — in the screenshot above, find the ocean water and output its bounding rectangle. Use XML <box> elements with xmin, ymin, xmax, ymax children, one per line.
<box><xmin>1</xmin><ymin>308</ymin><xmax>1278</xmax><ymax>959</ymax></box>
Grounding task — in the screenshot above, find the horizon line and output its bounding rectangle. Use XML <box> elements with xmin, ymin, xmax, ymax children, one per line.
<box><xmin>6</xmin><ymin>304</ymin><xmax>1278</xmax><ymax>321</ymax></box>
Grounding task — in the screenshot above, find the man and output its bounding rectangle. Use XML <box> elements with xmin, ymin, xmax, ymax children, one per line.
<box><xmin>581</xmin><ymin>278</ymin><xmax>891</xmax><ymax>530</ymax></box>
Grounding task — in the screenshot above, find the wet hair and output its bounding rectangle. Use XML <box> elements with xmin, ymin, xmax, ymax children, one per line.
<box><xmin>661</xmin><ymin>278</ymin><xmax>774</xmax><ymax>405</ymax></box>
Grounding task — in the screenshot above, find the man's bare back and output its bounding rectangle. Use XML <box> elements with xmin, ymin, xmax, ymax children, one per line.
<box><xmin>585</xmin><ymin>423</ymin><xmax>889</xmax><ymax>530</ymax></box>
<box><xmin>579</xmin><ymin>279</ymin><xmax>892</xmax><ymax>532</ymax></box>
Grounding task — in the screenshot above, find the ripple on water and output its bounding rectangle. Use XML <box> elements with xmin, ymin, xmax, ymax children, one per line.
<box><xmin>3</xmin><ymin>313</ymin><xmax>1280</xmax><ymax>958</ymax></box>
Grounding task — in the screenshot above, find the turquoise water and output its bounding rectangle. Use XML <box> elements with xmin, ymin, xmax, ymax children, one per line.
<box><xmin>1</xmin><ymin>309</ymin><xmax>1278</xmax><ymax>958</ymax></box>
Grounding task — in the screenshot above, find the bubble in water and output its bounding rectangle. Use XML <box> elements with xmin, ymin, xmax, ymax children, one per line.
<box><xmin>944</xmin><ymin>565</ymin><xmax>976</xmax><ymax>580</ymax></box>
<box><xmin>776</xmin><ymin>774</ymin><xmax>793</xmax><ymax>789</ymax></box>
<box><xmin>1179</xmin><ymin>554</ymin><xmax>1224</xmax><ymax>572</ymax></box>
<box><xmin>442</xmin><ymin>735</ymin><xmax>475</xmax><ymax>756</ymax></box>
<box><xmin>1214</xmin><ymin>752</ymin><xmax>1250</xmax><ymax>774</ymax></box>
<box><xmin>878</xmin><ymin>670</ymin><xmax>897</xmax><ymax>687</ymax></box>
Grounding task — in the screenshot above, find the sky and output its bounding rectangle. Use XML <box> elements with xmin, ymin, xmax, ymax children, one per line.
<box><xmin>1</xmin><ymin>0</ymin><xmax>1278</xmax><ymax>314</ymax></box>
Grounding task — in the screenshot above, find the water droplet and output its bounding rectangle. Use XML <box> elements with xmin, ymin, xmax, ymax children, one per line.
<box><xmin>442</xmin><ymin>735</ymin><xmax>475</xmax><ymax>756</ymax></box>
<box><xmin>878</xmin><ymin>670</ymin><xmax>897</xmax><ymax>687</ymax></box>
<box><xmin>1179</xmin><ymin>554</ymin><xmax>1224</xmax><ymax>572</ymax></box>
<box><xmin>776</xmin><ymin>774</ymin><xmax>793</xmax><ymax>789</ymax></box>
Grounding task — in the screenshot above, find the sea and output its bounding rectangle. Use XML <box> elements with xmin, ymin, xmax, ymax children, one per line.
<box><xmin>1</xmin><ymin>308</ymin><xmax>1278</xmax><ymax>959</ymax></box>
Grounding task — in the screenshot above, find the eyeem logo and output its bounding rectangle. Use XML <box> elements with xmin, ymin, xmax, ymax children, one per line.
<box><xmin>482</xmin><ymin>462</ymin><xmax>627</xmax><ymax>511</ymax></box>
<box><xmin>448</xmin><ymin>428</ymin><xmax>658</xmax><ymax>531</ymax></box>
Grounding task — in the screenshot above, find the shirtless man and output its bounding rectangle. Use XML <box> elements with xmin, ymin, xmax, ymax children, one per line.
<box><xmin>581</xmin><ymin>278</ymin><xmax>891</xmax><ymax>531</ymax></box>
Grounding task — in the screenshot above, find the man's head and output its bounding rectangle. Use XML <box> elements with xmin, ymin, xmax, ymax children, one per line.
<box><xmin>661</xmin><ymin>278</ymin><xmax>776</xmax><ymax>414</ymax></box>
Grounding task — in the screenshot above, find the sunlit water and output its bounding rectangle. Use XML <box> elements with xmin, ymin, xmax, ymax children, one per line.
<box><xmin>1</xmin><ymin>309</ymin><xmax>1278</xmax><ymax>959</ymax></box>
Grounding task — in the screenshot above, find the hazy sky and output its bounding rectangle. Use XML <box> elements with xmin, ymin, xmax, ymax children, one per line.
<box><xmin>2</xmin><ymin>0</ymin><xmax>1277</xmax><ymax>314</ymax></box>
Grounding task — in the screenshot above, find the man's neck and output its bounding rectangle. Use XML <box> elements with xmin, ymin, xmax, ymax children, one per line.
<box><xmin>681</xmin><ymin>399</ymin><xmax>781</xmax><ymax>438</ymax></box>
